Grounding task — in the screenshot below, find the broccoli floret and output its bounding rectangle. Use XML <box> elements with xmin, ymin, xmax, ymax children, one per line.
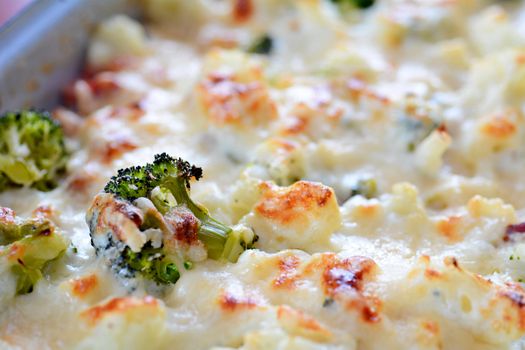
<box><xmin>0</xmin><ymin>207</ymin><xmax>54</xmax><ymax>246</ymax></box>
<box><xmin>331</xmin><ymin>0</ymin><xmax>375</xmax><ymax>9</ymax></box>
<box><xmin>121</xmin><ymin>244</ymin><xmax>180</xmax><ymax>284</ymax></box>
<box><xmin>349</xmin><ymin>178</ymin><xmax>377</xmax><ymax>199</ymax></box>
<box><xmin>248</xmin><ymin>35</ymin><xmax>273</xmax><ymax>55</ymax></box>
<box><xmin>0</xmin><ymin>207</ymin><xmax>68</xmax><ymax>295</ymax></box>
<box><xmin>0</xmin><ymin>110</ymin><xmax>68</xmax><ymax>192</ymax></box>
<box><xmin>87</xmin><ymin>153</ymin><xmax>257</xmax><ymax>286</ymax></box>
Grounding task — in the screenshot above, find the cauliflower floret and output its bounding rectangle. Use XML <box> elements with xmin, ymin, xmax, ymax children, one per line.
<box><xmin>462</xmin><ymin>109</ymin><xmax>522</xmax><ymax>161</ymax></box>
<box><xmin>250</xmin><ymin>138</ymin><xmax>306</xmax><ymax>186</ymax></box>
<box><xmin>462</xmin><ymin>49</ymin><xmax>525</xmax><ymax>113</ymax></box>
<box><xmin>466</xmin><ymin>195</ymin><xmax>516</xmax><ymax>223</ymax></box>
<box><xmin>374</xmin><ymin>1</ymin><xmax>471</xmax><ymax>47</ymax></box>
<box><xmin>414</xmin><ymin>128</ymin><xmax>452</xmax><ymax>176</ymax></box>
<box><xmin>75</xmin><ymin>296</ymin><xmax>167</xmax><ymax>350</ymax></box>
<box><xmin>197</xmin><ymin>49</ymin><xmax>277</xmax><ymax>126</ymax></box>
<box><xmin>388</xmin><ymin>182</ymin><xmax>424</xmax><ymax>216</ymax></box>
<box><xmin>317</xmin><ymin>45</ymin><xmax>385</xmax><ymax>82</ymax></box>
<box><xmin>386</xmin><ymin>257</ymin><xmax>525</xmax><ymax>346</ymax></box>
<box><xmin>229</xmin><ymin>172</ymin><xmax>265</xmax><ymax>222</ymax></box>
<box><xmin>144</xmin><ymin>0</ymin><xmax>229</xmax><ymax>25</ymax></box>
<box><xmin>245</xmin><ymin>181</ymin><xmax>341</xmax><ymax>253</ymax></box>
<box><xmin>88</xmin><ymin>15</ymin><xmax>147</xmax><ymax>68</ymax></box>
<box><xmin>0</xmin><ymin>207</ymin><xmax>68</xmax><ymax>308</ymax></box>
<box><xmin>468</xmin><ymin>6</ymin><xmax>525</xmax><ymax>55</ymax></box>
<box><xmin>214</xmin><ymin>328</ymin><xmax>350</xmax><ymax>350</ymax></box>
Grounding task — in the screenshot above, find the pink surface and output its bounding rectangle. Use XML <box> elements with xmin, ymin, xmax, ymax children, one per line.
<box><xmin>0</xmin><ymin>0</ymin><xmax>33</xmax><ymax>26</ymax></box>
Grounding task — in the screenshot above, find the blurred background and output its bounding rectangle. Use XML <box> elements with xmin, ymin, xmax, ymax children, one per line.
<box><xmin>0</xmin><ymin>0</ymin><xmax>34</xmax><ymax>26</ymax></box>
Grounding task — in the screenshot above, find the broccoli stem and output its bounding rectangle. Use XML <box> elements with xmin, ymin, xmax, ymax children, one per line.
<box><xmin>199</xmin><ymin>224</ymin><xmax>230</xmax><ymax>260</ymax></box>
<box><xmin>3</xmin><ymin>231</ymin><xmax>67</xmax><ymax>295</ymax></box>
<box><xmin>12</xmin><ymin>264</ymin><xmax>42</xmax><ymax>294</ymax></box>
<box><xmin>164</xmin><ymin>177</ymin><xmax>207</xmax><ymax>220</ymax></box>
<box><xmin>162</xmin><ymin>177</ymin><xmax>232</xmax><ymax>260</ymax></box>
<box><xmin>1</xmin><ymin>217</ymin><xmax>53</xmax><ymax>246</ymax></box>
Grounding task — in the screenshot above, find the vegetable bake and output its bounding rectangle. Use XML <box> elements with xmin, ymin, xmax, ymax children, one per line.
<box><xmin>1</xmin><ymin>0</ymin><xmax>525</xmax><ymax>349</ymax></box>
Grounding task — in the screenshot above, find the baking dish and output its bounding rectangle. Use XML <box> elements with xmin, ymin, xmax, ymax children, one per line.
<box><xmin>0</xmin><ymin>0</ymin><xmax>140</xmax><ymax>113</ymax></box>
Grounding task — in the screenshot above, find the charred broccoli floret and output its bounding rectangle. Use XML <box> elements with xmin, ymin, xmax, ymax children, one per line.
<box><xmin>0</xmin><ymin>207</ymin><xmax>68</xmax><ymax>295</ymax></box>
<box><xmin>0</xmin><ymin>110</ymin><xmax>68</xmax><ymax>192</ymax></box>
<box><xmin>87</xmin><ymin>153</ymin><xmax>257</xmax><ymax>286</ymax></box>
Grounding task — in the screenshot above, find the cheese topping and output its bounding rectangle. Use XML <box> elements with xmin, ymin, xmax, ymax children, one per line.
<box><xmin>1</xmin><ymin>0</ymin><xmax>525</xmax><ymax>349</ymax></box>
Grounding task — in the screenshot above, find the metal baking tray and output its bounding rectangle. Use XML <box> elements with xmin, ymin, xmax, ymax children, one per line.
<box><xmin>0</xmin><ymin>0</ymin><xmax>140</xmax><ymax>113</ymax></box>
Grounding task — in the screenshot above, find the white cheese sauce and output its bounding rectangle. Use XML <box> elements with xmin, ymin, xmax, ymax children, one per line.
<box><xmin>1</xmin><ymin>1</ymin><xmax>525</xmax><ymax>349</ymax></box>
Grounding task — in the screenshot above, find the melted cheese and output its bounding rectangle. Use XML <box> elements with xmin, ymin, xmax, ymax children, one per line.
<box><xmin>1</xmin><ymin>0</ymin><xmax>525</xmax><ymax>349</ymax></box>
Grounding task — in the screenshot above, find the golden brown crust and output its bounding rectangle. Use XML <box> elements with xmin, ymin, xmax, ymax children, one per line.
<box><xmin>70</xmin><ymin>274</ymin><xmax>99</xmax><ymax>299</ymax></box>
<box><xmin>255</xmin><ymin>181</ymin><xmax>334</xmax><ymax>225</ymax></box>
<box><xmin>81</xmin><ymin>296</ymin><xmax>159</xmax><ymax>325</ymax></box>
